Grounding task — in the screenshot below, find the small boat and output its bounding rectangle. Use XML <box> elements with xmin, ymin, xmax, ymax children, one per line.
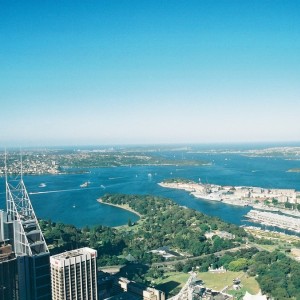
<box><xmin>80</xmin><ymin>181</ymin><xmax>89</xmax><ymax>188</ymax></box>
<box><xmin>72</xmin><ymin>204</ymin><xmax>76</xmax><ymax>208</ymax></box>
<box><xmin>100</xmin><ymin>185</ymin><xmax>105</xmax><ymax>189</ymax></box>
<box><xmin>39</xmin><ymin>183</ymin><xmax>46</xmax><ymax>188</ymax></box>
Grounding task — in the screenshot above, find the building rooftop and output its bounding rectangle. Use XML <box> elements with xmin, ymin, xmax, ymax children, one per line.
<box><xmin>0</xmin><ymin>244</ymin><xmax>15</xmax><ymax>262</ymax></box>
<box><xmin>51</xmin><ymin>247</ymin><xmax>96</xmax><ymax>261</ymax></box>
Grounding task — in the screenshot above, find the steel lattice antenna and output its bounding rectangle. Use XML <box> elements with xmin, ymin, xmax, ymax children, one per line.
<box><xmin>5</xmin><ymin>151</ymin><xmax>49</xmax><ymax>256</ymax></box>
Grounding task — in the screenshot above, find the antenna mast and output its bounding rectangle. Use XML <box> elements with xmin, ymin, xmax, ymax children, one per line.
<box><xmin>4</xmin><ymin>148</ymin><xmax>8</xmax><ymax>183</ymax></box>
<box><xmin>20</xmin><ymin>148</ymin><xmax>23</xmax><ymax>181</ymax></box>
<box><xmin>5</xmin><ymin>150</ymin><xmax>49</xmax><ymax>255</ymax></box>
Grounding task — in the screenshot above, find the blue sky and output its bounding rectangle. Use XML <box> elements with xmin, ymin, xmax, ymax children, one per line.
<box><xmin>1</xmin><ymin>0</ymin><xmax>300</xmax><ymax>146</ymax></box>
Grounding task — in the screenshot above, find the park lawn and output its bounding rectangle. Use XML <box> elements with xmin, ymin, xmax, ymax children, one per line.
<box><xmin>154</xmin><ymin>271</ymin><xmax>260</xmax><ymax>297</ymax></box>
<box><xmin>197</xmin><ymin>271</ymin><xmax>243</xmax><ymax>291</ymax></box>
<box><xmin>241</xmin><ymin>276</ymin><xmax>260</xmax><ymax>294</ymax></box>
<box><xmin>155</xmin><ymin>271</ymin><xmax>190</xmax><ymax>286</ymax></box>
<box><xmin>228</xmin><ymin>287</ymin><xmax>249</xmax><ymax>299</ymax></box>
<box><xmin>154</xmin><ymin>272</ymin><xmax>190</xmax><ymax>295</ymax></box>
<box><xmin>198</xmin><ymin>271</ymin><xmax>260</xmax><ymax>294</ymax></box>
<box><xmin>253</xmin><ymin>243</ymin><xmax>278</xmax><ymax>252</ymax></box>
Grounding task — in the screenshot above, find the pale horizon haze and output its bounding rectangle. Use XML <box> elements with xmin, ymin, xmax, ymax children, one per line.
<box><xmin>1</xmin><ymin>0</ymin><xmax>300</xmax><ymax>147</ymax></box>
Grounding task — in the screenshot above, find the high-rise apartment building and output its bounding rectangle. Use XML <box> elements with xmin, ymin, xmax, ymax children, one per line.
<box><xmin>50</xmin><ymin>247</ymin><xmax>98</xmax><ymax>300</ymax></box>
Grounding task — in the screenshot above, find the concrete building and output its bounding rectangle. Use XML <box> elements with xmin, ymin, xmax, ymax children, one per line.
<box><xmin>118</xmin><ymin>277</ymin><xmax>165</xmax><ymax>300</ymax></box>
<box><xmin>234</xmin><ymin>187</ymin><xmax>250</xmax><ymax>198</ymax></box>
<box><xmin>50</xmin><ymin>247</ymin><xmax>98</xmax><ymax>300</ymax></box>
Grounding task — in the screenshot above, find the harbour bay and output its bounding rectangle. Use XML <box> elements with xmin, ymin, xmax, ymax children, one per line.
<box><xmin>1</xmin><ymin>147</ymin><xmax>300</xmax><ymax>228</ymax></box>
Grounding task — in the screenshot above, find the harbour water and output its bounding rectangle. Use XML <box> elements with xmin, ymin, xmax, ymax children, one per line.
<box><xmin>1</xmin><ymin>145</ymin><xmax>300</xmax><ymax>228</ymax></box>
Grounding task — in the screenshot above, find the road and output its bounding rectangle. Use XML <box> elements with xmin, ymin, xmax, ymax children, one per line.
<box><xmin>151</xmin><ymin>245</ymin><xmax>252</xmax><ymax>268</ymax></box>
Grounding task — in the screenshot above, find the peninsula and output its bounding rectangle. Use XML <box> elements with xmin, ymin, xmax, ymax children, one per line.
<box><xmin>0</xmin><ymin>148</ymin><xmax>206</xmax><ymax>176</ymax></box>
<box><xmin>97</xmin><ymin>198</ymin><xmax>142</xmax><ymax>218</ymax></box>
<box><xmin>159</xmin><ymin>179</ymin><xmax>300</xmax><ymax>233</ymax></box>
<box><xmin>159</xmin><ymin>178</ymin><xmax>300</xmax><ymax>208</ymax></box>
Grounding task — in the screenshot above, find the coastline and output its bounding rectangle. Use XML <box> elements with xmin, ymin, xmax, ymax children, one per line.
<box><xmin>158</xmin><ymin>181</ymin><xmax>299</xmax><ymax>210</ymax></box>
<box><xmin>97</xmin><ymin>198</ymin><xmax>142</xmax><ymax>218</ymax></box>
<box><xmin>159</xmin><ymin>181</ymin><xmax>300</xmax><ymax>234</ymax></box>
<box><xmin>245</xmin><ymin>210</ymin><xmax>300</xmax><ymax>233</ymax></box>
<box><xmin>158</xmin><ymin>182</ymin><xmax>251</xmax><ymax>207</ymax></box>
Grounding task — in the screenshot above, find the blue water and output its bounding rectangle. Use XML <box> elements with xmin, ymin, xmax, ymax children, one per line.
<box><xmin>1</xmin><ymin>148</ymin><xmax>300</xmax><ymax>228</ymax></box>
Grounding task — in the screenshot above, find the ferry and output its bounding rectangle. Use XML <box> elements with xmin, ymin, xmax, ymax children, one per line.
<box><xmin>80</xmin><ymin>181</ymin><xmax>90</xmax><ymax>188</ymax></box>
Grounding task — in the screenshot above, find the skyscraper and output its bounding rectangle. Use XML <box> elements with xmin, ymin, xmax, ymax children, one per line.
<box><xmin>50</xmin><ymin>247</ymin><xmax>98</xmax><ymax>300</ymax></box>
<box><xmin>0</xmin><ymin>243</ymin><xmax>19</xmax><ymax>300</ymax></box>
<box><xmin>2</xmin><ymin>156</ymin><xmax>51</xmax><ymax>300</ymax></box>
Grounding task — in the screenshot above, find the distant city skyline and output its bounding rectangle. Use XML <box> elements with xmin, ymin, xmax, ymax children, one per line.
<box><xmin>1</xmin><ymin>0</ymin><xmax>300</xmax><ymax>147</ymax></box>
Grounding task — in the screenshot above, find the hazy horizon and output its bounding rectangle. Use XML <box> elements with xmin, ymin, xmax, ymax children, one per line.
<box><xmin>2</xmin><ymin>141</ymin><xmax>300</xmax><ymax>150</ymax></box>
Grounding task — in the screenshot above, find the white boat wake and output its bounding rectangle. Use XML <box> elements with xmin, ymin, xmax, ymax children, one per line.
<box><xmin>29</xmin><ymin>186</ymin><xmax>99</xmax><ymax>195</ymax></box>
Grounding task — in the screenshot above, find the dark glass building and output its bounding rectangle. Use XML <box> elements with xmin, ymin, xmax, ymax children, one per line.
<box><xmin>0</xmin><ymin>244</ymin><xmax>19</xmax><ymax>300</ymax></box>
<box><xmin>1</xmin><ymin>172</ymin><xmax>51</xmax><ymax>300</ymax></box>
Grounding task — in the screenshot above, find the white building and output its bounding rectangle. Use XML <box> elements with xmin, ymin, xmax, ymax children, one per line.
<box><xmin>234</xmin><ymin>187</ymin><xmax>250</xmax><ymax>198</ymax></box>
<box><xmin>50</xmin><ymin>247</ymin><xmax>98</xmax><ymax>300</ymax></box>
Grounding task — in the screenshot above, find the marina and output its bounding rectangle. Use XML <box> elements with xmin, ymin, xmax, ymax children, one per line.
<box><xmin>245</xmin><ymin>210</ymin><xmax>300</xmax><ymax>233</ymax></box>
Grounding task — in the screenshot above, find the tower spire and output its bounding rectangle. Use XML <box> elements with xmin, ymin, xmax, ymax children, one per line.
<box><xmin>4</xmin><ymin>148</ymin><xmax>8</xmax><ymax>183</ymax></box>
<box><xmin>4</xmin><ymin>150</ymin><xmax>51</xmax><ymax>300</ymax></box>
<box><xmin>20</xmin><ymin>148</ymin><xmax>23</xmax><ymax>181</ymax></box>
<box><xmin>5</xmin><ymin>150</ymin><xmax>49</xmax><ymax>255</ymax></box>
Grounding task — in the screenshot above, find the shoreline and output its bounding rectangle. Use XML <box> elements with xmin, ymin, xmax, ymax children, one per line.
<box><xmin>190</xmin><ymin>191</ymin><xmax>250</xmax><ymax>207</ymax></box>
<box><xmin>158</xmin><ymin>181</ymin><xmax>300</xmax><ymax>210</ymax></box>
<box><xmin>159</xmin><ymin>181</ymin><xmax>300</xmax><ymax>234</ymax></box>
<box><xmin>158</xmin><ymin>182</ymin><xmax>251</xmax><ymax>207</ymax></box>
<box><xmin>97</xmin><ymin>198</ymin><xmax>142</xmax><ymax>218</ymax></box>
<box><xmin>245</xmin><ymin>210</ymin><xmax>300</xmax><ymax>233</ymax></box>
